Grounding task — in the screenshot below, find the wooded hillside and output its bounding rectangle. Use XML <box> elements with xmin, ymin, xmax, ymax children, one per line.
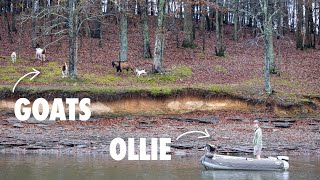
<box><xmin>0</xmin><ymin>0</ymin><xmax>319</xmax><ymax>96</ymax></box>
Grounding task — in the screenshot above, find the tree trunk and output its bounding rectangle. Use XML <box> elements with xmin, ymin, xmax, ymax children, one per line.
<box><xmin>283</xmin><ymin>0</ymin><xmax>289</xmax><ymax>35</ymax></box>
<box><xmin>224</xmin><ymin>0</ymin><xmax>229</xmax><ymax>24</ymax></box>
<box><xmin>264</xmin><ymin>26</ymin><xmax>273</xmax><ymax>95</ymax></box>
<box><xmin>75</xmin><ymin>4</ymin><xmax>79</xmax><ymax>76</ymax></box>
<box><xmin>142</xmin><ymin>0</ymin><xmax>152</xmax><ymax>58</ymax></box>
<box><xmin>150</xmin><ymin>0</ymin><xmax>154</xmax><ymax>16</ymax></box>
<box><xmin>119</xmin><ymin>0</ymin><xmax>128</xmax><ymax>61</ymax></box>
<box><xmin>68</xmin><ymin>0</ymin><xmax>76</xmax><ymax>79</ymax></box>
<box><xmin>278</xmin><ymin>0</ymin><xmax>283</xmax><ymax>36</ymax></box>
<box><xmin>99</xmin><ymin>0</ymin><xmax>103</xmax><ymax>47</ymax></box>
<box><xmin>4</xmin><ymin>11</ymin><xmax>13</xmax><ymax>43</ymax></box>
<box><xmin>31</xmin><ymin>0</ymin><xmax>37</xmax><ymax>48</ymax></box>
<box><xmin>215</xmin><ymin>0</ymin><xmax>224</xmax><ymax>56</ymax></box>
<box><xmin>201</xmin><ymin>4</ymin><xmax>205</xmax><ymax>52</ymax></box>
<box><xmin>291</xmin><ymin>0</ymin><xmax>295</xmax><ymax>32</ymax></box>
<box><xmin>296</xmin><ymin>0</ymin><xmax>304</xmax><ymax>49</ymax></box>
<box><xmin>11</xmin><ymin>0</ymin><xmax>17</xmax><ymax>33</ymax></box>
<box><xmin>259</xmin><ymin>0</ymin><xmax>274</xmax><ymax>94</ymax></box>
<box><xmin>18</xmin><ymin>17</ymin><xmax>23</xmax><ymax>58</ymax></box>
<box><xmin>233</xmin><ymin>0</ymin><xmax>239</xmax><ymax>41</ymax></box>
<box><xmin>153</xmin><ymin>0</ymin><xmax>166</xmax><ymax>73</ymax></box>
<box><xmin>182</xmin><ymin>1</ymin><xmax>194</xmax><ymax>48</ymax></box>
<box><xmin>49</xmin><ymin>0</ymin><xmax>53</xmax><ymax>42</ymax></box>
<box><xmin>318</xmin><ymin>0</ymin><xmax>320</xmax><ymax>45</ymax></box>
<box><xmin>85</xmin><ymin>13</ymin><xmax>90</xmax><ymax>37</ymax></box>
<box><xmin>192</xmin><ymin>4</ymin><xmax>196</xmax><ymax>40</ymax></box>
<box><xmin>305</xmin><ymin>0</ymin><xmax>314</xmax><ymax>48</ymax></box>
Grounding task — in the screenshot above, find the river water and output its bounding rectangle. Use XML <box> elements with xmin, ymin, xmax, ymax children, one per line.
<box><xmin>0</xmin><ymin>154</ymin><xmax>319</xmax><ymax>180</ymax></box>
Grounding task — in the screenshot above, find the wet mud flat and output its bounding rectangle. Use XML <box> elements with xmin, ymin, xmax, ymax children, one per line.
<box><xmin>0</xmin><ymin>111</ymin><xmax>320</xmax><ymax>156</ymax></box>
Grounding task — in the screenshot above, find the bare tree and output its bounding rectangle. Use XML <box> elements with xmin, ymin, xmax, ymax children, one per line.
<box><xmin>119</xmin><ymin>0</ymin><xmax>128</xmax><ymax>61</ymax></box>
<box><xmin>153</xmin><ymin>0</ymin><xmax>166</xmax><ymax>73</ymax></box>
<box><xmin>215</xmin><ymin>0</ymin><xmax>225</xmax><ymax>56</ymax></box>
<box><xmin>296</xmin><ymin>0</ymin><xmax>303</xmax><ymax>49</ymax></box>
<box><xmin>141</xmin><ymin>0</ymin><xmax>152</xmax><ymax>58</ymax></box>
<box><xmin>182</xmin><ymin>0</ymin><xmax>195</xmax><ymax>48</ymax></box>
<box><xmin>257</xmin><ymin>0</ymin><xmax>279</xmax><ymax>95</ymax></box>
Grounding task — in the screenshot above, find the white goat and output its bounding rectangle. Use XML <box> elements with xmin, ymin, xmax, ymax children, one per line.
<box><xmin>135</xmin><ymin>68</ymin><xmax>147</xmax><ymax>77</ymax></box>
<box><xmin>62</xmin><ymin>62</ymin><xmax>68</xmax><ymax>78</ymax></box>
<box><xmin>36</xmin><ymin>48</ymin><xmax>46</xmax><ymax>61</ymax></box>
<box><xmin>11</xmin><ymin>52</ymin><xmax>16</xmax><ymax>63</ymax></box>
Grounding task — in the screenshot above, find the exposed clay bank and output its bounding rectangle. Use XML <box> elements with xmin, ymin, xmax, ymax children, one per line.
<box><xmin>0</xmin><ymin>86</ymin><xmax>318</xmax><ymax>116</ymax></box>
<box><xmin>0</xmin><ymin>96</ymin><xmax>315</xmax><ymax>116</ymax></box>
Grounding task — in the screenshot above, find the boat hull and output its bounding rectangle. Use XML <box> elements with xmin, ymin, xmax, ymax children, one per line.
<box><xmin>200</xmin><ymin>155</ymin><xmax>289</xmax><ymax>171</ymax></box>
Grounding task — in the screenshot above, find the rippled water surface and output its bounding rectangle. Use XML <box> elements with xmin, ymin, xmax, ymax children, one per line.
<box><xmin>0</xmin><ymin>154</ymin><xmax>319</xmax><ymax>180</ymax></box>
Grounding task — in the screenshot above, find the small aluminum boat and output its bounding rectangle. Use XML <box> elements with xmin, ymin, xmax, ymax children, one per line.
<box><xmin>200</xmin><ymin>154</ymin><xmax>289</xmax><ymax>171</ymax></box>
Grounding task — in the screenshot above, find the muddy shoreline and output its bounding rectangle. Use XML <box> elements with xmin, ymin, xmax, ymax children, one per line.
<box><xmin>1</xmin><ymin>110</ymin><xmax>319</xmax><ymax>156</ymax></box>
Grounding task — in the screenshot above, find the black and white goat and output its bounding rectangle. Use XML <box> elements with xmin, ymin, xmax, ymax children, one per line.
<box><xmin>62</xmin><ymin>62</ymin><xmax>68</xmax><ymax>78</ymax></box>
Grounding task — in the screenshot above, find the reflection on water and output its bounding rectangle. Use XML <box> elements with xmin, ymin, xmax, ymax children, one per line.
<box><xmin>0</xmin><ymin>154</ymin><xmax>319</xmax><ymax>180</ymax></box>
<box><xmin>202</xmin><ymin>170</ymin><xmax>290</xmax><ymax>180</ymax></box>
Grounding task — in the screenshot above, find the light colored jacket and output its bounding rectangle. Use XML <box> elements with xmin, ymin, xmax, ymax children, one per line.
<box><xmin>253</xmin><ymin>127</ymin><xmax>262</xmax><ymax>147</ymax></box>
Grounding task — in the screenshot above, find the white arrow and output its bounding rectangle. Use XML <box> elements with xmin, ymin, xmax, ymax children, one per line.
<box><xmin>176</xmin><ymin>129</ymin><xmax>210</xmax><ymax>140</ymax></box>
<box><xmin>12</xmin><ymin>68</ymin><xmax>40</xmax><ymax>93</ymax></box>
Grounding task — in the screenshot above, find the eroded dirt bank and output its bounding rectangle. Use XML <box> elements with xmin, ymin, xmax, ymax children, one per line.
<box><xmin>0</xmin><ymin>86</ymin><xmax>318</xmax><ymax>116</ymax></box>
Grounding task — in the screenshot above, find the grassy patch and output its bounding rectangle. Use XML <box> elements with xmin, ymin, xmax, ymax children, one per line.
<box><xmin>15</xmin><ymin>58</ymin><xmax>30</xmax><ymax>63</ymax></box>
<box><xmin>0</xmin><ymin>56</ymin><xmax>194</xmax><ymax>87</ymax></box>
<box><xmin>0</xmin><ymin>66</ymin><xmax>17</xmax><ymax>73</ymax></box>
<box><xmin>305</xmin><ymin>94</ymin><xmax>320</xmax><ymax>98</ymax></box>
<box><xmin>0</xmin><ymin>66</ymin><xmax>26</xmax><ymax>82</ymax></box>
<box><xmin>33</xmin><ymin>62</ymin><xmax>61</xmax><ymax>83</ymax></box>
<box><xmin>133</xmin><ymin>65</ymin><xmax>192</xmax><ymax>85</ymax></box>
<box><xmin>297</xmin><ymin>98</ymin><xmax>313</xmax><ymax>103</ymax></box>
<box><xmin>135</xmin><ymin>74</ymin><xmax>176</xmax><ymax>85</ymax></box>
<box><xmin>273</xmin><ymin>78</ymin><xmax>294</xmax><ymax>87</ymax></box>
<box><xmin>56</xmin><ymin>76</ymin><xmax>91</xmax><ymax>85</ymax></box>
<box><xmin>80</xmin><ymin>74</ymin><xmax>122</xmax><ymax>85</ymax></box>
<box><xmin>135</xmin><ymin>76</ymin><xmax>158</xmax><ymax>85</ymax></box>
<box><xmin>172</xmin><ymin>65</ymin><xmax>193</xmax><ymax>78</ymax></box>
<box><xmin>93</xmin><ymin>74</ymin><xmax>122</xmax><ymax>84</ymax></box>
<box><xmin>135</xmin><ymin>65</ymin><xmax>192</xmax><ymax>85</ymax></box>
<box><xmin>148</xmin><ymin>87</ymin><xmax>172</xmax><ymax>96</ymax></box>
<box><xmin>158</xmin><ymin>75</ymin><xmax>177</xmax><ymax>82</ymax></box>
<box><xmin>207</xmin><ymin>84</ymin><xmax>234</xmax><ymax>94</ymax></box>
<box><xmin>212</xmin><ymin>65</ymin><xmax>228</xmax><ymax>73</ymax></box>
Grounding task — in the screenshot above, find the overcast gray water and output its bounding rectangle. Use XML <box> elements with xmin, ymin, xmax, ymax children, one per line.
<box><xmin>0</xmin><ymin>154</ymin><xmax>319</xmax><ymax>180</ymax></box>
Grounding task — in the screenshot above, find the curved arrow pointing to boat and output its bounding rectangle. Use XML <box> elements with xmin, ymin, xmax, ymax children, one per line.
<box><xmin>12</xmin><ymin>68</ymin><xmax>40</xmax><ymax>93</ymax></box>
<box><xmin>176</xmin><ymin>129</ymin><xmax>210</xmax><ymax>140</ymax></box>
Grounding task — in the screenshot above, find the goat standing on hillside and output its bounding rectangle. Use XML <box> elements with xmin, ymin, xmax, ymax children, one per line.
<box><xmin>62</xmin><ymin>62</ymin><xmax>68</xmax><ymax>78</ymax></box>
<box><xmin>11</xmin><ymin>52</ymin><xmax>16</xmax><ymax>63</ymax></box>
<box><xmin>112</xmin><ymin>61</ymin><xmax>134</xmax><ymax>72</ymax></box>
<box><xmin>36</xmin><ymin>48</ymin><xmax>46</xmax><ymax>61</ymax></box>
<box><xmin>135</xmin><ymin>69</ymin><xmax>147</xmax><ymax>77</ymax></box>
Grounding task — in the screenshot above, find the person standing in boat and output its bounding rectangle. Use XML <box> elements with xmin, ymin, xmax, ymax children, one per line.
<box><xmin>253</xmin><ymin>120</ymin><xmax>262</xmax><ymax>159</ymax></box>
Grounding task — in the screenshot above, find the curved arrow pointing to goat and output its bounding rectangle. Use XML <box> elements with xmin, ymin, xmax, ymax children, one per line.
<box><xmin>176</xmin><ymin>129</ymin><xmax>210</xmax><ymax>140</ymax></box>
<box><xmin>12</xmin><ymin>68</ymin><xmax>40</xmax><ymax>93</ymax></box>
